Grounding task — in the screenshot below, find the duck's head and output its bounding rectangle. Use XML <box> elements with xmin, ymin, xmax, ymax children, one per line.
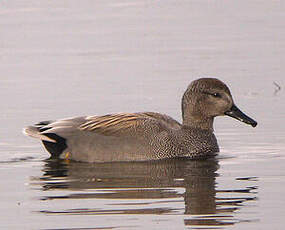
<box><xmin>182</xmin><ymin>78</ymin><xmax>257</xmax><ymax>130</ymax></box>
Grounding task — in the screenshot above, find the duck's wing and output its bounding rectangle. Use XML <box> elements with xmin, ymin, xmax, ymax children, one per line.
<box><xmin>79</xmin><ymin>112</ymin><xmax>181</xmax><ymax>136</ymax></box>
<box><xmin>24</xmin><ymin>112</ymin><xmax>181</xmax><ymax>141</ymax></box>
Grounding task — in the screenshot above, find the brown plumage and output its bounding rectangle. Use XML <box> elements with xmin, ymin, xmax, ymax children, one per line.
<box><xmin>23</xmin><ymin>78</ymin><xmax>257</xmax><ymax>162</ymax></box>
<box><xmin>80</xmin><ymin>112</ymin><xmax>181</xmax><ymax>135</ymax></box>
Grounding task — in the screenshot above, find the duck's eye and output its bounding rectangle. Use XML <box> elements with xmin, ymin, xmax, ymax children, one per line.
<box><xmin>203</xmin><ymin>91</ymin><xmax>222</xmax><ymax>98</ymax></box>
<box><xmin>212</xmin><ymin>93</ymin><xmax>221</xmax><ymax>98</ymax></box>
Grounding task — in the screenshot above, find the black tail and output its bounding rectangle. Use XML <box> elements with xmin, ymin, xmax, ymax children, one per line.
<box><xmin>42</xmin><ymin>133</ymin><xmax>67</xmax><ymax>158</ymax></box>
<box><xmin>35</xmin><ymin>121</ymin><xmax>68</xmax><ymax>158</ymax></box>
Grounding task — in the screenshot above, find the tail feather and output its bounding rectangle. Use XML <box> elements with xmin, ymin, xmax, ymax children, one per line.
<box><xmin>23</xmin><ymin>121</ymin><xmax>68</xmax><ymax>158</ymax></box>
<box><xmin>23</xmin><ymin>126</ymin><xmax>56</xmax><ymax>143</ymax></box>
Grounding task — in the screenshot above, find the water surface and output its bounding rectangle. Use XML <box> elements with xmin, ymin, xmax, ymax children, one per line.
<box><xmin>0</xmin><ymin>0</ymin><xmax>285</xmax><ymax>229</ymax></box>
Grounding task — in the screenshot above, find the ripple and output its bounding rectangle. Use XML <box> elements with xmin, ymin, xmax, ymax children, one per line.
<box><xmin>29</xmin><ymin>159</ymin><xmax>259</xmax><ymax>228</ymax></box>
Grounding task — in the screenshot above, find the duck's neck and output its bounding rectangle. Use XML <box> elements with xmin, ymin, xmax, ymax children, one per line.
<box><xmin>182</xmin><ymin>113</ymin><xmax>214</xmax><ymax>132</ymax></box>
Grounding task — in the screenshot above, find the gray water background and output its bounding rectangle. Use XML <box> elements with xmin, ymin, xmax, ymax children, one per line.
<box><xmin>0</xmin><ymin>0</ymin><xmax>285</xmax><ymax>229</ymax></box>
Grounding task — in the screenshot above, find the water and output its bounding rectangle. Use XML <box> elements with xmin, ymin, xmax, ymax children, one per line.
<box><xmin>1</xmin><ymin>0</ymin><xmax>285</xmax><ymax>229</ymax></box>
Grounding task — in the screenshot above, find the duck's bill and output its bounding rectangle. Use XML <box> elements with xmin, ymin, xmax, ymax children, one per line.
<box><xmin>225</xmin><ymin>105</ymin><xmax>257</xmax><ymax>127</ymax></box>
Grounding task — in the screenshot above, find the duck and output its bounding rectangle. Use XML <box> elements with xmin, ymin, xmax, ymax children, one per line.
<box><xmin>24</xmin><ymin>78</ymin><xmax>257</xmax><ymax>162</ymax></box>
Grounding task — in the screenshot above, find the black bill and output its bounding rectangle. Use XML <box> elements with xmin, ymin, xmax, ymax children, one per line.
<box><xmin>225</xmin><ymin>105</ymin><xmax>257</xmax><ymax>127</ymax></box>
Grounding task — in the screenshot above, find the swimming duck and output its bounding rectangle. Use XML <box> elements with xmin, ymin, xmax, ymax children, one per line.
<box><xmin>24</xmin><ymin>78</ymin><xmax>257</xmax><ymax>162</ymax></box>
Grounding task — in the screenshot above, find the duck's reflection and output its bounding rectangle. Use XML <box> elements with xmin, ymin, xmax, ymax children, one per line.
<box><xmin>34</xmin><ymin>158</ymin><xmax>257</xmax><ymax>227</ymax></box>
